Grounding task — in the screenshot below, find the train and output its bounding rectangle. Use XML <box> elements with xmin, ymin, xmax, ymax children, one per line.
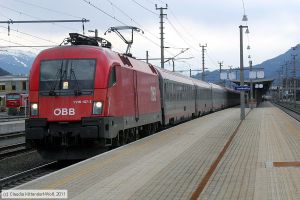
<box><xmin>6</xmin><ymin>93</ymin><xmax>28</xmax><ymax>115</ymax></box>
<box><xmin>25</xmin><ymin>33</ymin><xmax>240</xmax><ymax>160</ymax></box>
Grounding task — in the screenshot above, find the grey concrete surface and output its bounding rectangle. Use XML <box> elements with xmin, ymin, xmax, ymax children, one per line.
<box><xmin>0</xmin><ymin>120</ymin><xmax>25</xmax><ymax>135</ymax></box>
<box><xmin>14</xmin><ymin>104</ymin><xmax>300</xmax><ymax>200</ymax></box>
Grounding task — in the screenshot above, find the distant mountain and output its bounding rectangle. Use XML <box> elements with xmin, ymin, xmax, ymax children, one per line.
<box><xmin>252</xmin><ymin>44</ymin><xmax>300</xmax><ymax>84</ymax></box>
<box><xmin>0</xmin><ymin>67</ymin><xmax>11</xmax><ymax>76</ymax></box>
<box><xmin>0</xmin><ymin>49</ymin><xmax>36</xmax><ymax>75</ymax></box>
<box><xmin>194</xmin><ymin>44</ymin><xmax>300</xmax><ymax>86</ymax></box>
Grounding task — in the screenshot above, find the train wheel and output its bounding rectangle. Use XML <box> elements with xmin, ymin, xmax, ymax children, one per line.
<box><xmin>120</xmin><ymin>130</ymin><xmax>129</xmax><ymax>145</ymax></box>
<box><xmin>112</xmin><ymin>135</ymin><xmax>121</xmax><ymax>147</ymax></box>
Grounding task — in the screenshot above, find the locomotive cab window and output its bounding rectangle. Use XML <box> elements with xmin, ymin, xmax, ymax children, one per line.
<box><xmin>108</xmin><ymin>66</ymin><xmax>117</xmax><ymax>87</ymax></box>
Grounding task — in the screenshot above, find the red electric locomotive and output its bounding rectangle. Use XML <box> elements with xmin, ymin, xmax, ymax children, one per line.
<box><xmin>26</xmin><ymin>34</ymin><xmax>162</xmax><ymax>159</ymax></box>
<box><xmin>6</xmin><ymin>93</ymin><xmax>28</xmax><ymax>115</ymax></box>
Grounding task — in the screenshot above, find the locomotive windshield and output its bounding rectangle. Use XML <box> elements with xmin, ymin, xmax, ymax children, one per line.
<box><xmin>39</xmin><ymin>59</ymin><xmax>96</xmax><ymax>96</ymax></box>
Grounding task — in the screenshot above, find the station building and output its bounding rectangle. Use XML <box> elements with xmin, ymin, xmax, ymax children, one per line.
<box><xmin>0</xmin><ymin>75</ymin><xmax>28</xmax><ymax>110</ymax></box>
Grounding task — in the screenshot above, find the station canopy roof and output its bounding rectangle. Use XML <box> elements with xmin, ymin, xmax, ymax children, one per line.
<box><xmin>231</xmin><ymin>78</ymin><xmax>274</xmax><ymax>84</ymax></box>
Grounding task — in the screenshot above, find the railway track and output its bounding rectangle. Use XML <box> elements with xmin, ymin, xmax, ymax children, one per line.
<box><xmin>0</xmin><ymin>161</ymin><xmax>58</xmax><ymax>191</ymax></box>
<box><xmin>0</xmin><ymin>160</ymin><xmax>79</xmax><ymax>191</ymax></box>
<box><xmin>273</xmin><ymin>102</ymin><xmax>300</xmax><ymax>122</ymax></box>
<box><xmin>0</xmin><ymin>132</ymin><xmax>25</xmax><ymax>140</ymax></box>
<box><xmin>0</xmin><ymin>131</ymin><xmax>28</xmax><ymax>159</ymax></box>
<box><xmin>0</xmin><ymin>142</ymin><xmax>31</xmax><ymax>159</ymax></box>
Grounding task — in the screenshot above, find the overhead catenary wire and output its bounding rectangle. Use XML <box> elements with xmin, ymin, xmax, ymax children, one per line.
<box><xmin>0</xmin><ymin>12</ymin><xmax>10</xmax><ymax>19</ymax></box>
<box><xmin>1</xmin><ymin>29</ymin><xmax>55</xmax><ymax>47</ymax></box>
<box><xmin>13</xmin><ymin>0</ymin><xmax>83</xmax><ymax>19</ymax></box>
<box><xmin>84</xmin><ymin>0</ymin><xmax>199</xmax><ymax>63</ymax></box>
<box><xmin>0</xmin><ymin>4</ymin><xmax>81</xmax><ymax>32</ymax></box>
<box><xmin>105</xmin><ymin>0</ymin><xmax>160</xmax><ymax>41</ymax></box>
<box><xmin>165</xmin><ymin>18</ymin><xmax>202</xmax><ymax>66</ymax></box>
<box><xmin>131</xmin><ymin>0</ymin><xmax>158</xmax><ymax>16</ymax></box>
<box><xmin>206</xmin><ymin>51</ymin><xmax>219</xmax><ymax>69</ymax></box>
<box><xmin>82</xmin><ymin>1</ymin><xmax>142</xmax><ymax>40</ymax></box>
<box><xmin>0</xmin><ymin>38</ymin><xmax>40</xmax><ymax>51</ymax></box>
<box><xmin>143</xmin><ymin>0</ymin><xmax>157</xmax><ymax>4</ymax></box>
<box><xmin>82</xmin><ymin>0</ymin><xmax>176</xmax><ymax>58</ymax></box>
<box><xmin>130</xmin><ymin>0</ymin><xmax>182</xmax><ymax>54</ymax></box>
<box><xmin>166</xmin><ymin>5</ymin><xmax>220</xmax><ymax>69</ymax></box>
<box><xmin>0</xmin><ymin>25</ymin><xmax>64</xmax><ymax>45</ymax></box>
<box><xmin>166</xmin><ymin>18</ymin><xmax>197</xmax><ymax>50</ymax></box>
<box><xmin>82</xmin><ymin>0</ymin><xmax>125</xmax><ymax>25</ymax></box>
<box><xmin>168</xmin><ymin>8</ymin><xmax>200</xmax><ymax>49</ymax></box>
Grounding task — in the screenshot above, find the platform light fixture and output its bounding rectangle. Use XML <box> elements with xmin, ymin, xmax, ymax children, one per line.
<box><xmin>245</xmin><ymin>27</ymin><xmax>250</xmax><ymax>34</ymax></box>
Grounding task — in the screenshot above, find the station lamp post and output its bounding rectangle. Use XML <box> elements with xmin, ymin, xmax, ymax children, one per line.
<box><xmin>249</xmin><ymin>60</ymin><xmax>254</xmax><ymax>109</ymax></box>
<box><xmin>239</xmin><ymin>25</ymin><xmax>249</xmax><ymax>120</ymax></box>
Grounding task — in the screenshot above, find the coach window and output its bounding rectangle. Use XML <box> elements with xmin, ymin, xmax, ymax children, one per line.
<box><xmin>167</xmin><ymin>86</ymin><xmax>169</xmax><ymax>101</ymax></box>
<box><xmin>109</xmin><ymin>66</ymin><xmax>117</xmax><ymax>87</ymax></box>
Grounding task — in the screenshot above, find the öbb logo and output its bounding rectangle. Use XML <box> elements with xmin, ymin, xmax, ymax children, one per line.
<box><xmin>54</xmin><ymin>108</ymin><xmax>75</xmax><ymax>116</ymax></box>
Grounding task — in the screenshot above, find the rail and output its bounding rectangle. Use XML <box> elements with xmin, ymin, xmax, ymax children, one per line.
<box><xmin>273</xmin><ymin>101</ymin><xmax>300</xmax><ymax>122</ymax></box>
<box><xmin>0</xmin><ymin>142</ymin><xmax>30</xmax><ymax>159</ymax></box>
<box><xmin>0</xmin><ymin>132</ymin><xmax>25</xmax><ymax>140</ymax></box>
<box><xmin>0</xmin><ymin>161</ymin><xmax>58</xmax><ymax>191</ymax></box>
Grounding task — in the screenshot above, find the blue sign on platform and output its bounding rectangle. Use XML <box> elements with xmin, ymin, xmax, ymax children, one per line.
<box><xmin>235</xmin><ymin>86</ymin><xmax>250</xmax><ymax>91</ymax></box>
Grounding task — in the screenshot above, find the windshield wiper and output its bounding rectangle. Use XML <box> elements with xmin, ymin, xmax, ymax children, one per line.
<box><xmin>49</xmin><ymin>61</ymin><xmax>66</xmax><ymax>96</ymax></box>
<box><xmin>70</xmin><ymin>63</ymin><xmax>82</xmax><ymax>96</ymax></box>
<box><xmin>49</xmin><ymin>61</ymin><xmax>67</xmax><ymax>96</ymax></box>
<box><xmin>49</xmin><ymin>69</ymin><xmax>61</xmax><ymax>96</ymax></box>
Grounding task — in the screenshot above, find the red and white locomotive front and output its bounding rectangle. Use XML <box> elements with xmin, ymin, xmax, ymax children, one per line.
<box><xmin>26</xmin><ymin>45</ymin><xmax>115</xmax><ymax>154</ymax></box>
<box><xmin>29</xmin><ymin>46</ymin><xmax>108</xmax><ymax>121</ymax></box>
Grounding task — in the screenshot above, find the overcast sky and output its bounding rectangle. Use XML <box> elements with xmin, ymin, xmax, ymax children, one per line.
<box><xmin>0</xmin><ymin>0</ymin><xmax>299</xmax><ymax>74</ymax></box>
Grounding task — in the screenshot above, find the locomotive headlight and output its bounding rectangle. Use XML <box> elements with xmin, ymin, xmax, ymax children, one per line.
<box><xmin>95</xmin><ymin>102</ymin><xmax>102</xmax><ymax>108</ymax></box>
<box><xmin>31</xmin><ymin>103</ymin><xmax>38</xmax><ymax>116</ymax></box>
<box><xmin>93</xmin><ymin>101</ymin><xmax>103</xmax><ymax>115</ymax></box>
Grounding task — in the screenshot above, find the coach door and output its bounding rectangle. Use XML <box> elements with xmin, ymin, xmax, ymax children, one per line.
<box><xmin>133</xmin><ymin>70</ymin><xmax>139</xmax><ymax>122</ymax></box>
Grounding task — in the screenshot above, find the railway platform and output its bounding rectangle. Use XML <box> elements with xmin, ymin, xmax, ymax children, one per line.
<box><xmin>12</xmin><ymin>102</ymin><xmax>300</xmax><ymax>200</ymax></box>
<box><xmin>0</xmin><ymin>120</ymin><xmax>24</xmax><ymax>135</ymax></box>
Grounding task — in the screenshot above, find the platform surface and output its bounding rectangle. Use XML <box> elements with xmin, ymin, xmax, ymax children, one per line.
<box><xmin>0</xmin><ymin>120</ymin><xmax>24</xmax><ymax>135</ymax></box>
<box><xmin>14</xmin><ymin>102</ymin><xmax>300</xmax><ymax>200</ymax></box>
